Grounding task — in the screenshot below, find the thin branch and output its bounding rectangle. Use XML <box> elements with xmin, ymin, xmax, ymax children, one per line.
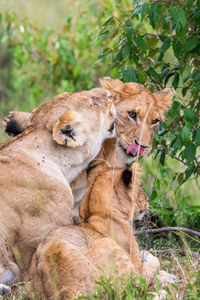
<box><xmin>135</xmin><ymin>227</ymin><xmax>200</xmax><ymax>238</ymax></box>
<box><xmin>154</xmin><ymin>248</ymin><xmax>200</xmax><ymax>261</ymax></box>
<box><xmin>152</xmin><ymin>148</ymin><xmax>188</xmax><ymax>166</ymax></box>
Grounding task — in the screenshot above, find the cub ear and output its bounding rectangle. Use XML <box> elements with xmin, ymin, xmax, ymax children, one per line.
<box><xmin>153</xmin><ymin>88</ymin><xmax>173</xmax><ymax>118</ymax></box>
<box><xmin>122</xmin><ymin>169</ymin><xmax>132</xmax><ymax>187</ymax></box>
<box><xmin>52</xmin><ymin>111</ymin><xmax>83</xmax><ymax>147</ymax></box>
<box><xmin>122</xmin><ymin>163</ymin><xmax>142</xmax><ymax>188</ymax></box>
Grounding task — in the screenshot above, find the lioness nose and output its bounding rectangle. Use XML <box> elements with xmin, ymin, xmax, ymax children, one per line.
<box><xmin>135</xmin><ymin>139</ymin><xmax>148</xmax><ymax>149</ymax></box>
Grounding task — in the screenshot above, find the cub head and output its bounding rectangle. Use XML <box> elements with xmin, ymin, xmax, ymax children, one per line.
<box><xmin>101</xmin><ymin>77</ymin><xmax>173</xmax><ymax>163</ymax></box>
<box><xmin>79</xmin><ymin>159</ymin><xmax>148</xmax><ymax>223</ymax></box>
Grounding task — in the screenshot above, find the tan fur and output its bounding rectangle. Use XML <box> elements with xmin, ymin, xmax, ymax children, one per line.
<box><xmin>71</xmin><ymin>78</ymin><xmax>173</xmax><ymax>217</ymax></box>
<box><xmin>27</xmin><ymin>160</ymin><xmax>156</xmax><ymax>299</ymax></box>
<box><xmin>0</xmin><ymin>90</ymin><xmax>115</xmax><ymax>279</ymax></box>
<box><xmin>2</xmin><ymin>79</ymin><xmax>173</xmax><ymax>214</ymax></box>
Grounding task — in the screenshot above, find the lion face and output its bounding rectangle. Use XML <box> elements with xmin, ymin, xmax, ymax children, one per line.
<box><xmin>101</xmin><ymin>77</ymin><xmax>173</xmax><ymax>164</ymax></box>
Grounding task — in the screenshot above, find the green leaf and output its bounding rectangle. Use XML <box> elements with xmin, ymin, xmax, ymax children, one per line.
<box><xmin>95</xmin><ymin>29</ymin><xmax>110</xmax><ymax>41</ymax></box>
<box><xmin>148</xmin><ymin>67</ymin><xmax>161</xmax><ymax>82</ymax></box>
<box><xmin>135</xmin><ymin>35</ymin><xmax>146</xmax><ymax>52</ymax></box>
<box><xmin>169</xmin><ymin>100</ymin><xmax>182</xmax><ymax>118</ymax></box>
<box><xmin>182</xmin><ymin>87</ymin><xmax>188</xmax><ymax>97</ymax></box>
<box><xmin>177</xmin><ymin>173</ymin><xmax>184</xmax><ymax>185</ymax></box>
<box><xmin>183</xmin><ymin>36</ymin><xmax>199</xmax><ymax>53</ymax></box>
<box><xmin>192</xmin><ymin>69</ymin><xmax>200</xmax><ymax>82</ymax></box>
<box><xmin>149</xmin><ymin>3</ymin><xmax>161</xmax><ymax>28</ymax></box>
<box><xmin>159</xmin><ymin>37</ymin><xmax>170</xmax><ymax>60</ymax></box>
<box><xmin>186</xmin><ymin>0</ymin><xmax>194</xmax><ymax>8</ymax></box>
<box><xmin>181</xmin><ymin>143</ymin><xmax>196</xmax><ymax>165</ymax></box>
<box><xmin>96</xmin><ymin>52</ymin><xmax>109</xmax><ymax>63</ymax></box>
<box><xmin>172</xmin><ymin>39</ymin><xmax>182</xmax><ymax>58</ymax></box>
<box><xmin>160</xmin><ymin>149</ymin><xmax>165</xmax><ymax>166</ymax></box>
<box><xmin>120</xmin><ymin>67</ymin><xmax>138</xmax><ymax>83</ymax></box>
<box><xmin>125</xmin><ymin>20</ymin><xmax>134</xmax><ymax>43</ymax></box>
<box><xmin>177</xmin><ymin>8</ymin><xmax>186</xmax><ymax>28</ymax></box>
<box><xmin>132</xmin><ymin>3</ymin><xmax>148</xmax><ymax>19</ymax></box>
<box><xmin>172</xmin><ymin>72</ymin><xmax>179</xmax><ymax>89</ymax></box>
<box><xmin>184</xmin><ymin>163</ymin><xmax>195</xmax><ymax>181</ymax></box>
<box><xmin>171</xmin><ymin>133</ymin><xmax>183</xmax><ymax>151</ymax></box>
<box><xmin>181</xmin><ymin>127</ymin><xmax>190</xmax><ymax>145</ymax></box>
<box><xmin>183</xmin><ymin>108</ymin><xmax>194</xmax><ymax>123</ymax></box>
<box><xmin>140</xmin><ymin>3</ymin><xmax>148</xmax><ymax>19</ymax></box>
<box><xmin>132</xmin><ymin>5</ymin><xmax>142</xmax><ymax>18</ymax></box>
<box><xmin>195</xmin><ymin>127</ymin><xmax>200</xmax><ymax>146</ymax></box>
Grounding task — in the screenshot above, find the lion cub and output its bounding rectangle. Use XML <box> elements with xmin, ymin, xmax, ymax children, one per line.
<box><xmin>27</xmin><ymin>160</ymin><xmax>154</xmax><ymax>299</ymax></box>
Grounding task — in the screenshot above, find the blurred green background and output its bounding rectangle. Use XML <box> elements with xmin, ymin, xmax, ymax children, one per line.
<box><xmin>0</xmin><ymin>0</ymin><xmax>200</xmax><ymax>233</ymax></box>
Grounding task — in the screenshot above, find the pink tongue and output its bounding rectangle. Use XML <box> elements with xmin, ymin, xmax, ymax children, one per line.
<box><xmin>126</xmin><ymin>144</ymin><xmax>145</xmax><ymax>157</ymax></box>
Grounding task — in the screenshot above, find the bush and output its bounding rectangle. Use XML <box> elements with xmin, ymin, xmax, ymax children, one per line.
<box><xmin>96</xmin><ymin>0</ymin><xmax>200</xmax><ymax>183</ymax></box>
<box><xmin>96</xmin><ymin>0</ymin><xmax>200</xmax><ymax>229</ymax></box>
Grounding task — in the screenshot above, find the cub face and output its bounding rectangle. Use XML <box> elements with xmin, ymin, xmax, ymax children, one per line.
<box><xmin>101</xmin><ymin>77</ymin><xmax>173</xmax><ymax>164</ymax></box>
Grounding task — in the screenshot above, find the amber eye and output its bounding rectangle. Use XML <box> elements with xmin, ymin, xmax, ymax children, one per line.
<box><xmin>128</xmin><ymin>111</ymin><xmax>137</xmax><ymax>121</ymax></box>
<box><xmin>152</xmin><ymin>119</ymin><xmax>160</xmax><ymax>125</ymax></box>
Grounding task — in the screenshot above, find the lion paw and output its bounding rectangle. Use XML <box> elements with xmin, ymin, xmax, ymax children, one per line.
<box><xmin>0</xmin><ymin>284</ymin><xmax>12</xmax><ymax>298</ymax></box>
<box><xmin>156</xmin><ymin>270</ymin><xmax>176</xmax><ymax>287</ymax></box>
<box><xmin>140</xmin><ymin>250</ymin><xmax>160</xmax><ymax>284</ymax></box>
<box><xmin>3</xmin><ymin>111</ymin><xmax>30</xmax><ymax>137</ymax></box>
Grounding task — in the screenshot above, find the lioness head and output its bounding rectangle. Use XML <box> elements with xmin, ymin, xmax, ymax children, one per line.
<box><xmin>80</xmin><ymin>159</ymin><xmax>148</xmax><ymax>222</ymax></box>
<box><xmin>50</xmin><ymin>91</ymin><xmax>116</xmax><ymax>149</ymax></box>
<box><xmin>3</xmin><ymin>91</ymin><xmax>116</xmax><ymax>154</ymax></box>
<box><xmin>101</xmin><ymin>77</ymin><xmax>173</xmax><ymax>163</ymax></box>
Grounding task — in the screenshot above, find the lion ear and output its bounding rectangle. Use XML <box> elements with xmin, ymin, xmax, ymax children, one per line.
<box><xmin>153</xmin><ymin>88</ymin><xmax>173</xmax><ymax>117</ymax></box>
<box><xmin>52</xmin><ymin>111</ymin><xmax>83</xmax><ymax>147</ymax></box>
<box><xmin>100</xmin><ymin>77</ymin><xmax>141</xmax><ymax>98</ymax></box>
<box><xmin>100</xmin><ymin>77</ymin><xmax>124</xmax><ymax>94</ymax></box>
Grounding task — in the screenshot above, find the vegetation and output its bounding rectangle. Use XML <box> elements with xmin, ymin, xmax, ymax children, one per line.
<box><xmin>0</xmin><ymin>0</ymin><xmax>199</xmax><ymax>299</ymax></box>
<box><xmin>96</xmin><ymin>0</ymin><xmax>200</xmax><ymax>229</ymax></box>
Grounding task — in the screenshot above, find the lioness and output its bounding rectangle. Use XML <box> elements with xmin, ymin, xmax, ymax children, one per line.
<box><xmin>3</xmin><ymin>77</ymin><xmax>173</xmax><ymax>218</ymax></box>
<box><xmin>0</xmin><ymin>90</ymin><xmax>115</xmax><ymax>284</ymax></box>
<box><xmin>27</xmin><ymin>160</ymin><xmax>151</xmax><ymax>299</ymax></box>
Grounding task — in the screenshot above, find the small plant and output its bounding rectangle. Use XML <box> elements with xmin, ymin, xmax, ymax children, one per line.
<box><xmin>77</xmin><ymin>274</ymin><xmax>162</xmax><ymax>300</ymax></box>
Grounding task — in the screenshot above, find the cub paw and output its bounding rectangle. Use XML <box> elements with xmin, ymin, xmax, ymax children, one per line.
<box><xmin>0</xmin><ymin>284</ymin><xmax>12</xmax><ymax>298</ymax></box>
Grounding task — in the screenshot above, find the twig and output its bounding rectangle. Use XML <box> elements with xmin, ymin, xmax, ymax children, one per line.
<box><xmin>154</xmin><ymin>248</ymin><xmax>200</xmax><ymax>261</ymax></box>
<box><xmin>135</xmin><ymin>227</ymin><xmax>200</xmax><ymax>238</ymax></box>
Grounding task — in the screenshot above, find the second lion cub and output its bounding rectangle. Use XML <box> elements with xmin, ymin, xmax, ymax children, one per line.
<box><xmin>27</xmin><ymin>160</ymin><xmax>155</xmax><ymax>299</ymax></box>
